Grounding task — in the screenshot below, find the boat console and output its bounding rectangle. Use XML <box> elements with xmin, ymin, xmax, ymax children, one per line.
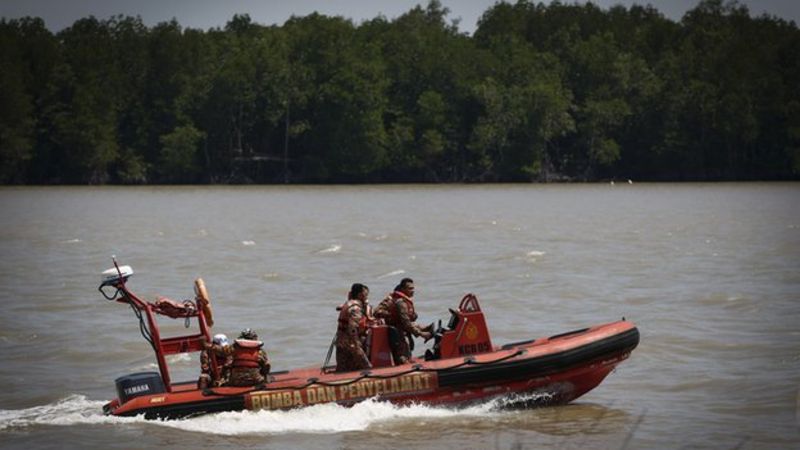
<box><xmin>365</xmin><ymin>293</ymin><xmax>495</xmax><ymax>367</ymax></box>
<box><xmin>427</xmin><ymin>293</ymin><xmax>494</xmax><ymax>360</ymax></box>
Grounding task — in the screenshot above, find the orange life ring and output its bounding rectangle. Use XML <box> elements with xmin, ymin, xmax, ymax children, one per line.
<box><xmin>194</xmin><ymin>278</ymin><xmax>214</xmax><ymax>327</ymax></box>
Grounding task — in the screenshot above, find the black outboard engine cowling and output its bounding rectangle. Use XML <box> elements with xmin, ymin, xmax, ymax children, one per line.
<box><xmin>115</xmin><ymin>372</ymin><xmax>166</xmax><ymax>403</ymax></box>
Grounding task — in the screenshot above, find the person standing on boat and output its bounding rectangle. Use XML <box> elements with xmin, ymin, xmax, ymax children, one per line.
<box><xmin>198</xmin><ymin>333</ymin><xmax>232</xmax><ymax>389</ymax></box>
<box><xmin>374</xmin><ymin>278</ymin><xmax>433</xmax><ymax>364</ymax></box>
<box><xmin>207</xmin><ymin>328</ymin><xmax>271</xmax><ymax>387</ymax></box>
<box><xmin>335</xmin><ymin>283</ymin><xmax>373</xmax><ymax>372</ymax></box>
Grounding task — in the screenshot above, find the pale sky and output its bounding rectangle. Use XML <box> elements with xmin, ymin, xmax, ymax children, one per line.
<box><xmin>1</xmin><ymin>0</ymin><xmax>798</xmax><ymax>34</ymax></box>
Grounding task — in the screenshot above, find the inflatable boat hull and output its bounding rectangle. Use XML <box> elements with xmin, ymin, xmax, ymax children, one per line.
<box><xmin>104</xmin><ymin>320</ymin><xmax>639</xmax><ymax>419</ymax></box>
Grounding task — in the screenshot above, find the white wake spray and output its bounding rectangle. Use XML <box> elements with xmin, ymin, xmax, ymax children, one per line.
<box><xmin>0</xmin><ymin>395</ymin><xmax>135</xmax><ymax>430</ymax></box>
<box><xmin>0</xmin><ymin>392</ymin><xmax>553</xmax><ymax>435</ymax></box>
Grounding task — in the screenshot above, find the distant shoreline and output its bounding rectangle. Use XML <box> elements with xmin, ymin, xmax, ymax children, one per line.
<box><xmin>2</xmin><ymin>2</ymin><xmax>798</xmax><ymax>184</ymax></box>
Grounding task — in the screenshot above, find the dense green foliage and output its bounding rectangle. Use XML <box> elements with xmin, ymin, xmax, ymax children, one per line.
<box><xmin>1</xmin><ymin>0</ymin><xmax>798</xmax><ymax>183</ymax></box>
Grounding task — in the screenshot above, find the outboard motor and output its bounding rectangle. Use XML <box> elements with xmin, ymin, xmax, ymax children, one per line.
<box><xmin>115</xmin><ymin>372</ymin><xmax>166</xmax><ymax>404</ymax></box>
<box><xmin>427</xmin><ymin>294</ymin><xmax>493</xmax><ymax>360</ymax></box>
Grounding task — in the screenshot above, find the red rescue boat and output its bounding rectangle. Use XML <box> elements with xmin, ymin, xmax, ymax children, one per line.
<box><xmin>99</xmin><ymin>260</ymin><xmax>639</xmax><ymax>419</ymax></box>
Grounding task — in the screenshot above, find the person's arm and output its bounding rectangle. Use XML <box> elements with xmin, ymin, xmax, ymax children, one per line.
<box><xmin>200</xmin><ymin>351</ymin><xmax>211</xmax><ymax>373</ymax></box>
<box><xmin>364</xmin><ymin>302</ymin><xmax>375</xmax><ymax>323</ymax></box>
<box><xmin>347</xmin><ymin>305</ymin><xmax>372</xmax><ymax>367</ymax></box>
<box><xmin>397</xmin><ymin>300</ymin><xmax>431</xmax><ymax>339</ymax></box>
<box><xmin>259</xmin><ymin>350</ymin><xmax>271</xmax><ymax>376</ymax></box>
<box><xmin>346</xmin><ymin>304</ymin><xmax>363</xmax><ymax>340</ymax></box>
<box><xmin>372</xmin><ymin>296</ymin><xmax>391</xmax><ymax>320</ymax></box>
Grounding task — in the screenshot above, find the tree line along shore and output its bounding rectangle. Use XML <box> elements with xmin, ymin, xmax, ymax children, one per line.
<box><xmin>1</xmin><ymin>0</ymin><xmax>798</xmax><ymax>184</ymax></box>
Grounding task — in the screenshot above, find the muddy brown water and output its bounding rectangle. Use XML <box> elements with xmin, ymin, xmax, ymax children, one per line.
<box><xmin>0</xmin><ymin>183</ymin><xmax>797</xmax><ymax>449</ymax></box>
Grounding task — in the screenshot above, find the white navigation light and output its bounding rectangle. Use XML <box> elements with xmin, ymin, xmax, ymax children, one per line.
<box><xmin>101</xmin><ymin>265</ymin><xmax>134</xmax><ymax>285</ymax></box>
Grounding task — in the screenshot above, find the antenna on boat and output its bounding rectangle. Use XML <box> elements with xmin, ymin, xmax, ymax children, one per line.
<box><xmin>111</xmin><ymin>255</ymin><xmax>128</xmax><ymax>288</ymax></box>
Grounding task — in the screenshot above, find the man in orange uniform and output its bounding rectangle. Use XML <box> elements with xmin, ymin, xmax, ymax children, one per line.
<box><xmin>374</xmin><ymin>278</ymin><xmax>433</xmax><ymax>364</ymax></box>
<box><xmin>335</xmin><ymin>283</ymin><xmax>372</xmax><ymax>372</ymax></box>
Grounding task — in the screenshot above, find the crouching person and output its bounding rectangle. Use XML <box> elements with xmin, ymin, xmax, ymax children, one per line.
<box><xmin>227</xmin><ymin>328</ymin><xmax>271</xmax><ymax>387</ymax></box>
<box><xmin>198</xmin><ymin>333</ymin><xmax>232</xmax><ymax>389</ymax></box>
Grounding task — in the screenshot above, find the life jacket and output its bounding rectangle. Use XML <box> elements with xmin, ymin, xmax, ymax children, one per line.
<box><xmin>338</xmin><ymin>299</ymin><xmax>368</xmax><ymax>335</ymax></box>
<box><xmin>153</xmin><ymin>296</ymin><xmax>197</xmax><ymax>318</ymax></box>
<box><xmin>386</xmin><ymin>291</ymin><xmax>417</xmax><ymax>324</ymax></box>
<box><xmin>232</xmin><ymin>339</ymin><xmax>264</xmax><ymax>369</ymax></box>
